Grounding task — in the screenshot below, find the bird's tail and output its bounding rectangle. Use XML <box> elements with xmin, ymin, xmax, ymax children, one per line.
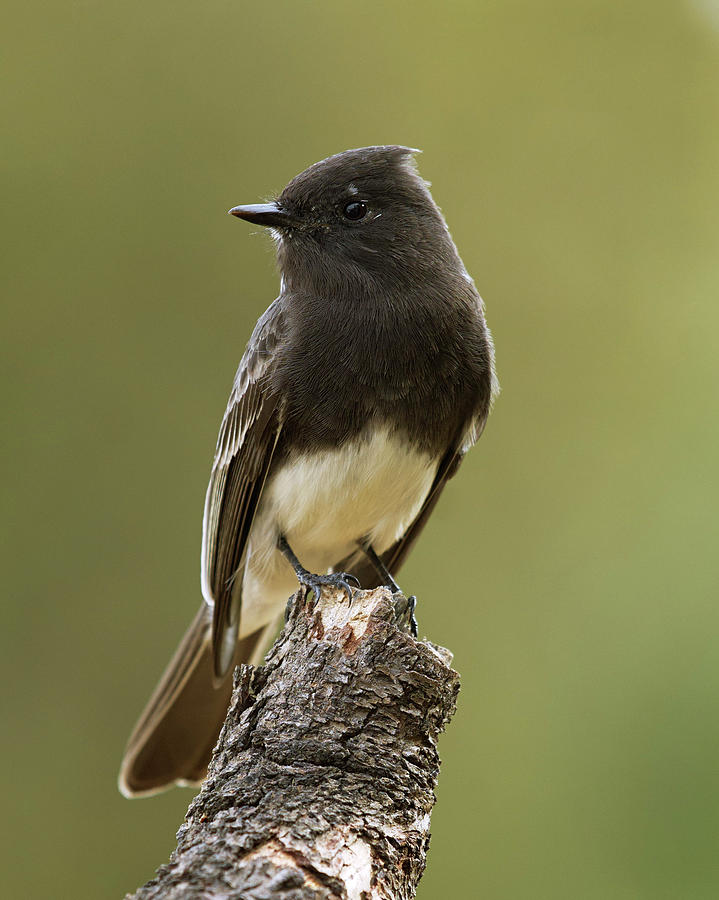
<box><xmin>118</xmin><ymin>603</ymin><xmax>277</xmax><ymax>797</ymax></box>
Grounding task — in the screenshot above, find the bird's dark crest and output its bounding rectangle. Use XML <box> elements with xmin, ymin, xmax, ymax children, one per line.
<box><xmin>278</xmin><ymin>146</ymin><xmax>423</xmax><ymax>210</ymax></box>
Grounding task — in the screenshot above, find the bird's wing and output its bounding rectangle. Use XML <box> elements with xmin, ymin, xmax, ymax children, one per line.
<box><xmin>201</xmin><ymin>301</ymin><xmax>286</xmax><ymax>678</ymax></box>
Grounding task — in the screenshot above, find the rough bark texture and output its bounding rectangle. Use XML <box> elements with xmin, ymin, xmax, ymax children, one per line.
<box><xmin>127</xmin><ymin>586</ymin><xmax>460</xmax><ymax>900</ymax></box>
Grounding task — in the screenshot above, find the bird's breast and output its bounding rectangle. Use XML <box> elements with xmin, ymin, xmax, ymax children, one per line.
<box><xmin>247</xmin><ymin>426</ymin><xmax>438</xmax><ymax>580</ymax></box>
<box><xmin>276</xmin><ymin>287</ymin><xmax>491</xmax><ymax>455</ymax></box>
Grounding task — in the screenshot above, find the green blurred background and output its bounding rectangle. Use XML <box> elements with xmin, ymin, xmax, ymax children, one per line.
<box><xmin>3</xmin><ymin>1</ymin><xmax>719</xmax><ymax>896</ymax></box>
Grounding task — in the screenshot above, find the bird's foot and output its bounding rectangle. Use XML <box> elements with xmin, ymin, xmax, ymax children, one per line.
<box><xmin>278</xmin><ymin>534</ymin><xmax>360</xmax><ymax>604</ymax></box>
<box><xmin>406</xmin><ymin>595</ymin><xmax>418</xmax><ymax>637</ymax></box>
<box><xmin>392</xmin><ymin>592</ymin><xmax>419</xmax><ymax>637</ymax></box>
<box><xmin>297</xmin><ymin>569</ymin><xmax>360</xmax><ymax>605</ymax></box>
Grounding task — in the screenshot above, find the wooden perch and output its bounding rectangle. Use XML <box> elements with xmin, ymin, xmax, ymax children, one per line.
<box><xmin>126</xmin><ymin>585</ymin><xmax>460</xmax><ymax>900</ymax></box>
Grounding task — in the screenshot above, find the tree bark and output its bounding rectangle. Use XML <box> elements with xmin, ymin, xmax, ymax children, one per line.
<box><xmin>126</xmin><ymin>585</ymin><xmax>460</xmax><ymax>900</ymax></box>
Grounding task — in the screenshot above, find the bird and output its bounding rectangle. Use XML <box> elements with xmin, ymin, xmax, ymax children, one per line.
<box><xmin>119</xmin><ymin>145</ymin><xmax>497</xmax><ymax>797</ymax></box>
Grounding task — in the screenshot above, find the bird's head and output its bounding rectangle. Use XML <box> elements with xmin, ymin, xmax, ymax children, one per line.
<box><xmin>229</xmin><ymin>146</ymin><xmax>464</xmax><ymax>295</ymax></box>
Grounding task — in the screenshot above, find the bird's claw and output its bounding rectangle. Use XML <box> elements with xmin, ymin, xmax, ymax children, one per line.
<box><xmin>392</xmin><ymin>592</ymin><xmax>419</xmax><ymax>637</ymax></box>
<box><xmin>297</xmin><ymin>570</ymin><xmax>360</xmax><ymax>604</ymax></box>
<box><xmin>407</xmin><ymin>595</ymin><xmax>418</xmax><ymax>638</ymax></box>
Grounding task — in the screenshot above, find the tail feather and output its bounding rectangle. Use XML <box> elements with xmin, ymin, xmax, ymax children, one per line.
<box><xmin>119</xmin><ymin>604</ymin><xmax>277</xmax><ymax>797</ymax></box>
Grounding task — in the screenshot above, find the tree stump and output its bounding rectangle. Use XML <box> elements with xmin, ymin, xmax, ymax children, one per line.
<box><xmin>127</xmin><ymin>585</ymin><xmax>460</xmax><ymax>900</ymax></box>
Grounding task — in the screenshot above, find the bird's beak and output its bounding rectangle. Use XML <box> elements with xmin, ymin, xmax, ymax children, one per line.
<box><xmin>228</xmin><ymin>202</ymin><xmax>297</xmax><ymax>228</ymax></box>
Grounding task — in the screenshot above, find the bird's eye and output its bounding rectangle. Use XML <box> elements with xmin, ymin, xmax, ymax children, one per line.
<box><xmin>342</xmin><ymin>200</ymin><xmax>368</xmax><ymax>221</ymax></box>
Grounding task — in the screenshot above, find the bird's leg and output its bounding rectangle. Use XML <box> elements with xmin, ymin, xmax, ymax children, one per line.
<box><xmin>360</xmin><ymin>541</ymin><xmax>400</xmax><ymax>592</ymax></box>
<box><xmin>277</xmin><ymin>534</ymin><xmax>360</xmax><ymax>604</ymax></box>
<box><xmin>359</xmin><ymin>541</ymin><xmax>418</xmax><ymax>637</ymax></box>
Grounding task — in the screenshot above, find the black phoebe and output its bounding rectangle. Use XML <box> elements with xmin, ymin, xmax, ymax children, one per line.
<box><xmin>119</xmin><ymin>146</ymin><xmax>497</xmax><ymax>796</ymax></box>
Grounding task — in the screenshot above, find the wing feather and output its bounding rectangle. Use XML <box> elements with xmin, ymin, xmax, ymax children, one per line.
<box><xmin>200</xmin><ymin>301</ymin><xmax>286</xmax><ymax>678</ymax></box>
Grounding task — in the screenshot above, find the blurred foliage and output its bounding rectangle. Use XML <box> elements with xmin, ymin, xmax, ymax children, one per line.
<box><xmin>3</xmin><ymin>1</ymin><xmax>719</xmax><ymax>897</ymax></box>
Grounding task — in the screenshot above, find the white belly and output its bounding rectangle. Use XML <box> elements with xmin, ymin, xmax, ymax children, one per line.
<box><xmin>237</xmin><ymin>427</ymin><xmax>438</xmax><ymax>637</ymax></box>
